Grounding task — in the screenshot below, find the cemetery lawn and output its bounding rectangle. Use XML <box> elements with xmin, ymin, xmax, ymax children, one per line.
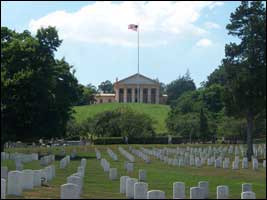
<box><xmin>2</xmin><ymin>144</ymin><xmax>266</xmax><ymax>199</ymax></box>
<box><xmin>72</xmin><ymin>103</ymin><xmax>170</xmax><ymax>134</ymax></box>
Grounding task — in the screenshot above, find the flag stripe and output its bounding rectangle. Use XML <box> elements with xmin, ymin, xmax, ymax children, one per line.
<box><xmin>128</xmin><ymin>24</ymin><xmax>138</xmax><ymax>31</ymax></box>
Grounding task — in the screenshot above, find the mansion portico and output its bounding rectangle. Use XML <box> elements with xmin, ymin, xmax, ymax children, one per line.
<box><xmin>114</xmin><ymin>73</ymin><xmax>160</xmax><ymax>104</ymax></box>
<box><xmin>95</xmin><ymin>73</ymin><xmax>166</xmax><ymax>104</ymax></box>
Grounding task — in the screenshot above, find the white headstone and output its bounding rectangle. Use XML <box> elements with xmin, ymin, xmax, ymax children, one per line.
<box><xmin>1</xmin><ymin>178</ymin><xmax>6</xmax><ymax>199</ymax></box>
<box><xmin>134</xmin><ymin>182</ymin><xmax>148</xmax><ymax>199</ymax></box>
<box><xmin>138</xmin><ymin>169</ymin><xmax>146</xmax><ymax>182</ymax></box>
<box><xmin>7</xmin><ymin>171</ymin><xmax>23</xmax><ymax>196</ymax></box>
<box><xmin>252</xmin><ymin>159</ymin><xmax>258</xmax><ymax>170</ymax></box>
<box><xmin>120</xmin><ymin>176</ymin><xmax>129</xmax><ymax>194</ymax></box>
<box><xmin>67</xmin><ymin>175</ymin><xmax>82</xmax><ymax>195</ymax></box>
<box><xmin>60</xmin><ymin>183</ymin><xmax>80</xmax><ymax>199</ymax></box>
<box><xmin>147</xmin><ymin>190</ymin><xmax>165</xmax><ymax>199</ymax></box>
<box><xmin>33</xmin><ymin>170</ymin><xmax>42</xmax><ymax>187</ymax></box>
<box><xmin>44</xmin><ymin>166</ymin><xmax>53</xmax><ymax>181</ymax></box>
<box><xmin>241</xmin><ymin>191</ymin><xmax>256</xmax><ymax>199</ymax></box>
<box><xmin>127</xmin><ymin>163</ymin><xmax>134</xmax><ymax>173</ymax></box>
<box><xmin>242</xmin><ymin>183</ymin><xmax>252</xmax><ymax>192</ymax></box>
<box><xmin>126</xmin><ymin>178</ymin><xmax>137</xmax><ymax>199</ymax></box>
<box><xmin>1</xmin><ymin>167</ymin><xmax>8</xmax><ymax>180</ymax></box>
<box><xmin>217</xmin><ymin>185</ymin><xmax>229</xmax><ymax>199</ymax></box>
<box><xmin>198</xmin><ymin>181</ymin><xmax>209</xmax><ymax>199</ymax></box>
<box><xmin>173</xmin><ymin>182</ymin><xmax>185</xmax><ymax>199</ymax></box>
<box><xmin>109</xmin><ymin>168</ymin><xmax>117</xmax><ymax>181</ymax></box>
<box><xmin>21</xmin><ymin>169</ymin><xmax>34</xmax><ymax>190</ymax></box>
<box><xmin>190</xmin><ymin>187</ymin><xmax>204</xmax><ymax>199</ymax></box>
<box><xmin>242</xmin><ymin>157</ymin><xmax>248</xmax><ymax>169</ymax></box>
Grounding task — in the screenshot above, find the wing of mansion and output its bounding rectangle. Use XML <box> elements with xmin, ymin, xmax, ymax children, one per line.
<box><xmin>95</xmin><ymin>73</ymin><xmax>167</xmax><ymax>104</ymax></box>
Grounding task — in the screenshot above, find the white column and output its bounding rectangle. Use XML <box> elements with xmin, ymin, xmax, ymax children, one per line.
<box><xmin>140</xmin><ymin>87</ymin><xmax>143</xmax><ymax>103</ymax></box>
<box><xmin>115</xmin><ymin>88</ymin><xmax>119</xmax><ymax>102</ymax></box>
<box><xmin>156</xmin><ymin>88</ymin><xmax>159</xmax><ymax>104</ymax></box>
<box><xmin>148</xmin><ymin>88</ymin><xmax>151</xmax><ymax>103</ymax></box>
<box><xmin>132</xmin><ymin>88</ymin><xmax>135</xmax><ymax>103</ymax></box>
<box><xmin>123</xmin><ymin>87</ymin><xmax>127</xmax><ymax>103</ymax></box>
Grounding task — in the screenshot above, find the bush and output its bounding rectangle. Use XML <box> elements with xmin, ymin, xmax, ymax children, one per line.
<box><xmin>88</xmin><ymin>107</ymin><xmax>155</xmax><ymax>138</ymax></box>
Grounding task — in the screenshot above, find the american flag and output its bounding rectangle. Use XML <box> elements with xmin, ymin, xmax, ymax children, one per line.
<box><xmin>128</xmin><ymin>24</ymin><xmax>138</xmax><ymax>31</ymax></box>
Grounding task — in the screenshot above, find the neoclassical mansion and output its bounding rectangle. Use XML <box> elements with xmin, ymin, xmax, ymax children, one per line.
<box><xmin>95</xmin><ymin>73</ymin><xmax>167</xmax><ymax>104</ymax></box>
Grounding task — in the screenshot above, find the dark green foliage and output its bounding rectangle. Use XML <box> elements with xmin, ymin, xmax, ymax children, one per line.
<box><xmin>67</xmin><ymin>107</ymin><xmax>155</xmax><ymax>138</ymax></box>
<box><xmin>199</xmin><ymin>108</ymin><xmax>209</xmax><ymax>141</ymax></box>
<box><xmin>1</xmin><ymin>26</ymin><xmax>81</xmax><ymax>149</ymax></box>
<box><xmin>204</xmin><ymin>65</ymin><xmax>226</xmax><ymax>87</ymax></box>
<box><xmin>92</xmin><ymin>136</ymin><xmax>183</xmax><ymax>144</ymax></box>
<box><xmin>98</xmin><ymin>80</ymin><xmax>114</xmax><ymax>93</ymax></box>
<box><xmin>166</xmin><ymin>71</ymin><xmax>196</xmax><ymax>106</ymax></box>
<box><xmin>76</xmin><ymin>83</ymin><xmax>97</xmax><ymax>105</ymax></box>
<box><xmin>93</xmin><ymin>137</ymin><xmax>124</xmax><ymax>144</ymax></box>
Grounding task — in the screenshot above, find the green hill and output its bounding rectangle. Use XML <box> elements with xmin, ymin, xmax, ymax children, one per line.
<box><xmin>72</xmin><ymin>103</ymin><xmax>170</xmax><ymax>134</ymax></box>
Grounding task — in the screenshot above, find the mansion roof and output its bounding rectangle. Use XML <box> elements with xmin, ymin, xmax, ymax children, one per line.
<box><xmin>114</xmin><ymin>73</ymin><xmax>160</xmax><ymax>86</ymax></box>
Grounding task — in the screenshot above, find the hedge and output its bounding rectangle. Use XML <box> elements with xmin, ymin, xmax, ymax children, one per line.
<box><xmin>93</xmin><ymin>136</ymin><xmax>183</xmax><ymax>144</ymax></box>
<box><xmin>93</xmin><ymin>137</ymin><xmax>124</xmax><ymax>145</ymax></box>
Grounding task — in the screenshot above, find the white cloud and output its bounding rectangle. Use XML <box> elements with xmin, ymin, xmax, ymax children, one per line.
<box><xmin>204</xmin><ymin>22</ymin><xmax>221</xmax><ymax>29</ymax></box>
<box><xmin>29</xmin><ymin>1</ymin><xmax>222</xmax><ymax>47</ymax></box>
<box><xmin>208</xmin><ymin>1</ymin><xmax>224</xmax><ymax>10</ymax></box>
<box><xmin>195</xmin><ymin>38</ymin><xmax>213</xmax><ymax>47</ymax></box>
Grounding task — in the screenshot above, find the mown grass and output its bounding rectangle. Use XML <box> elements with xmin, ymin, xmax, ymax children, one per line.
<box><xmin>2</xmin><ymin>144</ymin><xmax>266</xmax><ymax>199</ymax></box>
<box><xmin>72</xmin><ymin>103</ymin><xmax>170</xmax><ymax>133</ymax></box>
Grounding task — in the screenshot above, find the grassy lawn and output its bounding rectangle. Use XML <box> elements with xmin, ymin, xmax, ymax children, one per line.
<box><xmin>2</xmin><ymin>144</ymin><xmax>266</xmax><ymax>199</ymax></box>
<box><xmin>72</xmin><ymin>103</ymin><xmax>170</xmax><ymax>133</ymax></box>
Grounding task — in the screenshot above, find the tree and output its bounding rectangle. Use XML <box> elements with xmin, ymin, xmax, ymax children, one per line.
<box><xmin>205</xmin><ymin>65</ymin><xmax>226</xmax><ymax>87</ymax></box>
<box><xmin>223</xmin><ymin>1</ymin><xmax>266</xmax><ymax>159</ymax></box>
<box><xmin>166</xmin><ymin>71</ymin><xmax>196</xmax><ymax>105</ymax></box>
<box><xmin>1</xmin><ymin>26</ymin><xmax>80</xmax><ymax>150</ymax></box>
<box><xmin>199</xmin><ymin>108</ymin><xmax>209</xmax><ymax>142</ymax></box>
<box><xmin>98</xmin><ymin>80</ymin><xmax>114</xmax><ymax>93</ymax></box>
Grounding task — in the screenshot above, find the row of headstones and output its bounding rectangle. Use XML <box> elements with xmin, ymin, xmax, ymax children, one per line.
<box><xmin>146</xmin><ymin>144</ymin><xmax>265</xmax><ymax>160</ymax></box>
<box><xmin>119</xmin><ymin>176</ymin><xmax>256</xmax><ymax>199</ymax></box>
<box><xmin>60</xmin><ymin>156</ymin><xmax>71</xmax><ymax>169</ymax></box>
<box><xmin>60</xmin><ymin>158</ymin><xmax>87</xmax><ymax>199</ymax></box>
<box><xmin>140</xmin><ymin>147</ymin><xmax>265</xmax><ymax>170</ymax></box>
<box><xmin>1</xmin><ymin>152</ymin><xmax>39</xmax><ymax>163</ymax></box>
<box><xmin>40</xmin><ymin>154</ymin><xmax>55</xmax><ymax>166</ymax></box>
<box><xmin>1</xmin><ymin>165</ymin><xmax>56</xmax><ymax>199</ymax></box>
<box><xmin>107</xmin><ymin>148</ymin><xmax>118</xmax><ymax>161</ymax></box>
<box><xmin>161</xmin><ymin>144</ymin><xmax>265</xmax><ymax>159</ymax></box>
<box><xmin>118</xmin><ymin>146</ymin><xmax>135</xmax><ymax>162</ymax></box>
<box><xmin>95</xmin><ymin>148</ymin><xmax>101</xmax><ymax>160</ymax></box>
<box><xmin>128</xmin><ymin>146</ymin><xmax>151</xmax><ymax>164</ymax></box>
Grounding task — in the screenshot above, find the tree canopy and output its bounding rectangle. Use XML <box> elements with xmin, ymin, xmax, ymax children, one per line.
<box><xmin>1</xmin><ymin>26</ymin><xmax>81</xmax><ymax>149</ymax></box>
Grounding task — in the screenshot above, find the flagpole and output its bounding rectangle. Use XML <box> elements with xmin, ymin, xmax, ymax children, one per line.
<box><xmin>137</xmin><ymin>24</ymin><xmax>140</xmax><ymax>103</ymax></box>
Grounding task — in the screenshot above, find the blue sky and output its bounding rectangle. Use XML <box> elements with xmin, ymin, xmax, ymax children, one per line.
<box><xmin>1</xmin><ymin>1</ymin><xmax>241</xmax><ymax>88</ymax></box>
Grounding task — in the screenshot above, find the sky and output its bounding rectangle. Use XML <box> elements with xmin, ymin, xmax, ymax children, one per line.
<box><xmin>1</xmin><ymin>1</ymin><xmax>241</xmax><ymax>88</ymax></box>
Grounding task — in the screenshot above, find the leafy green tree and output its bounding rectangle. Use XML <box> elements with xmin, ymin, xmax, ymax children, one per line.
<box><xmin>205</xmin><ymin>65</ymin><xmax>226</xmax><ymax>87</ymax></box>
<box><xmin>1</xmin><ymin>26</ymin><xmax>80</xmax><ymax>150</ymax></box>
<box><xmin>98</xmin><ymin>80</ymin><xmax>114</xmax><ymax>93</ymax></box>
<box><xmin>223</xmin><ymin>1</ymin><xmax>266</xmax><ymax>159</ymax></box>
<box><xmin>76</xmin><ymin>83</ymin><xmax>97</xmax><ymax>105</ymax></box>
<box><xmin>199</xmin><ymin>108</ymin><xmax>209</xmax><ymax>142</ymax></box>
<box><xmin>84</xmin><ymin>107</ymin><xmax>155</xmax><ymax>138</ymax></box>
<box><xmin>166</xmin><ymin>71</ymin><xmax>196</xmax><ymax>106</ymax></box>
